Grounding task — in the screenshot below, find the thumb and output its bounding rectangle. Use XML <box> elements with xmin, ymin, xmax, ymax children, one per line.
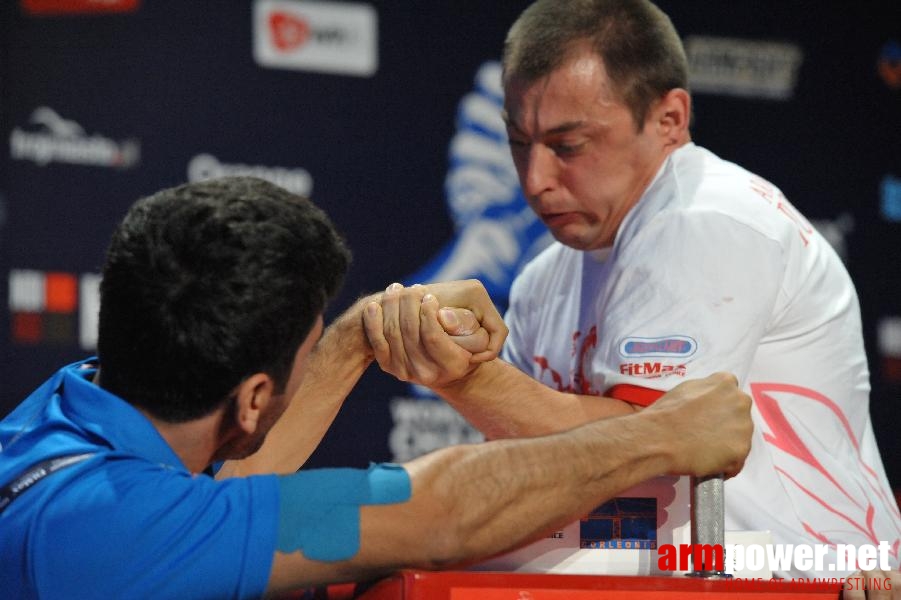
<box><xmin>438</xmin><ymin>307</ymin><xmax>478</xmax><ymax>336</ymax></box>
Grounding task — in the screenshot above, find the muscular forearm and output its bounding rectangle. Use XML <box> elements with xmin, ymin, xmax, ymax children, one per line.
<box><xmin>361</xmin><ymin>284</ymin><xmax>635</xmax><ymax>439</ymax></box>
<box><xmin>269</xmin><ymin>409</ymin><xmax>678</xmax><ymax>591</ymax></box>
<box><xmin>218</xmin><ymin>298</ymin><xmax>374</xmax><ymax>478</ymax></box>
<box><xmin>434</xmin><ymin>359</ymin><xmax>637</xmax><ymax>439</ymax></box>
<box><xmin>400</xmin><ymin>409</ymin><xmax>674</xmax><ymax>565</ymax></box>
<box><xmin>267</xmin><ymin>373</ymin><xmax>751</xmax><ymax>592</ymax></box>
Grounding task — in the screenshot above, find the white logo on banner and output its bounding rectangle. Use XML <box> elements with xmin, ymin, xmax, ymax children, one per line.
<box><xmin>79</xmin><ymin>273</ymin><xmax>101</xmax><ymax>351</ymax></box>
<box><xmin>389</xmin><ymin>398</ymin><xmax>484</xmax><ymax>462</ymax></box>
<box><xmin>253</xmin><ymin>0</ymin><xmax>378</xmax><ymax>77</ymax></box>
<box><xmin>810</xmin><ymin>212</ymin><xmax>854</xmax><ymax>263</ymax></box>
<box><xmin>685</xmin><ymin>36</ymin><xmax>804</xmax><ymax>100</ymax></box>
<box><xmin>878</xmin><ymin>317</ymin><xmax>901</xmax><ymax>359</ymax></box>
<box><xmin>9</xmin><ymin>107</ymin><xmax>141</xmax><ymax>168</ymax></box>
<box><xmin>187</xmin><ymin>153</ymin><xmax>314</xmax><ymax>197</ymax></box>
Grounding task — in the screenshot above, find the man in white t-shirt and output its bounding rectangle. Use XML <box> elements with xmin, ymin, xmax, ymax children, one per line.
<box><xmin>364</xmin><ymin>0</ymin><xmax>900</xmax><ymax>584</ymax></box>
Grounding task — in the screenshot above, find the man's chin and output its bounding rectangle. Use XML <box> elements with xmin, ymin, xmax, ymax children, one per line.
<box><xmin>550</xmin><ymin>229</ymin><xmax>597</xmax><ymax>251</ymax></box>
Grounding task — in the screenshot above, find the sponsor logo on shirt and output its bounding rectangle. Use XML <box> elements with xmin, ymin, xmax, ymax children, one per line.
<box><xmin>253</xmin><ymin>0</ymin><xmax>378</xmax><ymax>77</ymax></box>
<box><xmin>618</xmin><ymin>335</ymin><xmax>697</xmax><ymax>358</ymax></box>
<box><xmin>685</xmin><ymin>36</ymin><xmax>803</xmax><ymax>101</ymax></box>
<box><xmin>187</xmin><ymin>153</ymin><xmax>313</xmax><ymax>197</ymax></box>
<box><xmin>21</xmin><ymin>0</ymin><xmax>139</xmax><ymax>15</ymax></box>
<box><xmin>8</xmin><ymin>269</ymin><xmax>99</xmax><ymax>349</ymax></box>
<box><xmin>749</xmin><ymin>176</ymin><xmax>814</xmax><ymax>246</ymax></box>
<box><xmin>619</xmin><ymin>362</ymin><xmax>687</xmax><ymax>378</ymax></box>
<box><xmin>9</xmin><ymin>107</ymin><xmax>140</xmax><ymax>169</ymax></box>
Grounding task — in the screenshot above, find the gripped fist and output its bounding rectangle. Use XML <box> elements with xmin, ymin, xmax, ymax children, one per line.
<box><xmin>363</xmin><ymin>281</ymin><xmax>507</xmax><ymax>388</ymax></box>
<box><xmin>646</xmin><ymin>372</ymin><xmax>753</xmax><ymax>479</ymax></box>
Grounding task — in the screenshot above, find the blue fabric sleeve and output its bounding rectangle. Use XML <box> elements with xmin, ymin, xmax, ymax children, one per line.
<box><xmin>277</xmin><ymin>463</ymin><xmax>412</xmax><ymax>561</ymax></box>
<box><xmin>26</xmin><ymin>459</ymin><xmax>280</xmax><ymax>599</ymax></box>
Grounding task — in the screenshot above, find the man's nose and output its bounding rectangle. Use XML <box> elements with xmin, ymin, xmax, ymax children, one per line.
<box><xmin>521</xmin><ymin>144</ymin><xmax>558</xmax><ymax>199</ymax></box>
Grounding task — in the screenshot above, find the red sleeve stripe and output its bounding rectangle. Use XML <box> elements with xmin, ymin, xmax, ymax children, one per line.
<box><xmin>605</xmin><ymin>384</ymin><xmax>665</xmax><ymax>407</ymax></box>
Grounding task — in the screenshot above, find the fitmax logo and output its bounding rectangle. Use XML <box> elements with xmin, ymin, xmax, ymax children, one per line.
<box><xmin>618</xmin><ymin>335</ymin><xmax>697</xmax><ymax>358</ymax></box>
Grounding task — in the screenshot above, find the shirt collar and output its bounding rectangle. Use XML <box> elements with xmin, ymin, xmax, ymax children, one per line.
<box><xmin>613</xmin><ymin>142</ymin><xmax>695</xmax><ymax>254</ymax></box>
<box><xmin>59</xmin><ymin>360</ymin><xmax>186</xmax><ymax>471</ymax></box>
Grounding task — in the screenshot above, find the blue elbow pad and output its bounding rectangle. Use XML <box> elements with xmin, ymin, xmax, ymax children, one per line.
<box><xmin>277</xmin><ymin>462</ymin><xmax>411</xmax><ymax>561</ymax></box>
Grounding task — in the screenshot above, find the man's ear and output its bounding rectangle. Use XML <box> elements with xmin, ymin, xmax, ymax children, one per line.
<box><xmin>232</xmin><ymin>373</ymin><xmax>275</xmax><ymax>435</ymax></box>
<box><xmin>653</xmin><ymin>87</ymin><xmax>691</xmax><ymax>144</ymax></box>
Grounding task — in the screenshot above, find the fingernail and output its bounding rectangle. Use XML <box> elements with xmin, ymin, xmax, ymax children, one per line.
<box><xmin>422</xmin><ymin>293</ymin><xmax>436</xmax><ymax>303</ymax></box>
<box><xmin>366</xmin><ymin>302</ymin><xmax>378</xmax><ymax>317</ymax></box>
<box><xmin>385</xmin><ymin>282</ymin><xmax>403</xmax><ymax>293</ymax></box>
<box><xmin>439</xmin><ymin>308</ymin><xmax>459</xmax><ymax>327</ymax></box>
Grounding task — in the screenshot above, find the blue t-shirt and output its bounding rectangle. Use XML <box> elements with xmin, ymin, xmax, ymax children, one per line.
<box><xmin>0</xmin><ymin>359</ymin><xmax>280</xmax><ymax>599</ymax></box>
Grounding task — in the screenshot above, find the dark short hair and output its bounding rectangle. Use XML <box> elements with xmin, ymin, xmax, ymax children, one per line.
<box><xmin>97</xmin><ymin>176</ymin><xmax>351</xmax><ymax>422</ymax></box>
<box><xmin>502</xmin><ymin>0</ymin><xmax>689</xmax><ymax>129</ymax></box>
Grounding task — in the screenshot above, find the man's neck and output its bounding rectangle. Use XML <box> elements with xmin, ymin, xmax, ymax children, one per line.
<box><xmin>138</xmin><ymin>408</ymin><xmax>225</xmax><ymax>474</ymax></box>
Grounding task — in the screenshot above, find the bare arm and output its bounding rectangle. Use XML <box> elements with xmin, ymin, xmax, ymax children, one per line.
<box><xmin>218</xmin><ymin>281</ymin><xmax>506</xmax><ymax>477</ymax></box>
<box><xmin>365</xmin><ymin>283</ymin><xmax>636</xmax><ymax>439</ymax></box>
<box><xmin>266</xmin><ymin>372</ymin><xmax>752</xmax><ymax>592</ymax></box>
<box><xmin>432</xmin><ymin>359</ymin><xmax>637</xmax><ymax>439</ymax></box>
<box><xmin>217</xmin><ymin>297</ymin><xmax>375</xmax><ymax>477</ymax></box>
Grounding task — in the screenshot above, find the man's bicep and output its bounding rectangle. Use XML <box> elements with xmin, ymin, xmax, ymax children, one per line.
<box><xmin>266</xmin><ymin>501</ymin><xmax>436</xmax><ymax>594</ymax></box>
<box><xmin>266</xmin><ymin>463</ymin><xmax>442</xmax><ymax>593</ymax></box>
<box><xmin>601</xmin><ymin>213</ymin><xmax>785</xmax><ymax>390</ymax></box>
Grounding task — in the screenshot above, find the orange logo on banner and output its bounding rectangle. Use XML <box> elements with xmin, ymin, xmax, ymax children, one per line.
<box><xmin>21</xmin><ymin>0</ymin><xmax>139</xmax><ymax>15</ymax></box>
<box><xmin>878</xmin><ymin>59</ymin><xmax>901</xmax><ymax>90</ymax></box>
<box><xmin>878</xmin><ymin>41</ymin><xmax>901</xmax><ymax>90</ymax></box>
<box><xmin>44</xmin><ymin>272</ymin><xmax>78</xmax><ymax>313</ymax></box>
<box><xmin>270</xmin><ymin>11</ymin><xmax>311</xmax><ymax>52</ymax></box>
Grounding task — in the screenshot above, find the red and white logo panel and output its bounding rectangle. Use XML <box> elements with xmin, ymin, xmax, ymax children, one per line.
<box><xmin>253</xmin><ymin>0</ymin><xmax>378</xmax><ymax>77</ymax></box>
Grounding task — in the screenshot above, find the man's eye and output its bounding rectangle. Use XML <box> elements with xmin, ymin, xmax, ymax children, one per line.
<box><xmin>552</xmin><ymin>143</ymin><xmax>580</xmax><ymax>156</ymax></box>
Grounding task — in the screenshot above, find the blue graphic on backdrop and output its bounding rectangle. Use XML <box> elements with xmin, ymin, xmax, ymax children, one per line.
<box><xmin>404</xmin><ymin>61</ymin><xmax>551</xmax><ymax>313</ymax></box>
<box><xmin>401</xmin><ymin>60</ymin><xmax>551</xmax><ymax>400</ymax></box>
<box><xmin>881</xmin><ymin>175</ymin><xmax>901</xmax><ymax>223</ymax></box>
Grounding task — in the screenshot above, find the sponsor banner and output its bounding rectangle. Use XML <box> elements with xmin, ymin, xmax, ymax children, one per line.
<box><xmin>809</xmin><ymin>213</ymin><xmax>854</xmax><ymax>262</ymax></box>
<box><xmin>878</xmin><ymin>317</ymin><xmax>901</xmax><ymax>384</ymax></box>
<box><xmin>388</xmin><ymin>397</ymin><xmax>483</xmax><ymax>462</ymax></box>
<box><xmin>881</xmin><ymin>175</ymin><xmax>901</xmax><ymax>223</ymax></box>
<box><xmin>10</xmin><ymin>107</ymin><xmax>140</xmax><ymax>169</ymax></box>
<box><xmin>404</xmin><ymin>61</ymin><xmax>551</xmax><ymax>307</ymax></box>
<box><xmin>9</xmin><ymin>270</ymin><xmax>78</xmax><ymax>345</ymax></box>
<box><xmin>187</xmin><ymin>153</ymin><xmax>313</xmax><ymax>197</ymax></box>
<box><xmin>8</xmin><ymin>269</ymin><xmax>99</xmax><ymax>349</ymax></box>
<box><xmin>79</xmin><ymin>273</ymin><xmax>101</xmax><ymax>351</ymax></box>
<box><xmin>685</xmin><ymin>36</ymin><xmax>804</xmax><ymax>100</ymax></box>
<box><xmin>878</xmin><ymin>40</ymin><xmax>901</xmax><ymax>90</ymax></box>
<box><xmin>253</xmin><ymin>0</ymin><xmax>378</xmax><ymax>77</ymax></box>
<box><xmin>21</xmin><ymin>0</ymin><xmax>140</xmax><ymax>15</ymax></box>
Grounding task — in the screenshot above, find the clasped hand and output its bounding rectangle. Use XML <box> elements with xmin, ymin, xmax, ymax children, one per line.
<box><xmin>362</xmin><ymin>280</ymin><xmax>506</xmax><ymax>388</ymax></box>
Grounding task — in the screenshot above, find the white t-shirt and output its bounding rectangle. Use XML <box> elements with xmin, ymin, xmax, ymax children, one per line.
<box><xmin>502</xmin><ymin>143</ymin><xmax>901</xmax><ymax>577</ymax></box>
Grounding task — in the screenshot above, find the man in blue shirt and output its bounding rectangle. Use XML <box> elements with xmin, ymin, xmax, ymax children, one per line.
<box><xmin>0</xmin><ymin>176</ymin><xmax>752</xmax><ymax>598</ymax></box>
